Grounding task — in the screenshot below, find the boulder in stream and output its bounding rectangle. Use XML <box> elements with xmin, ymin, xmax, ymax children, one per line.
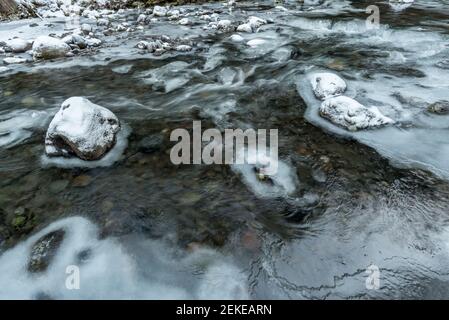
<box><xmin>32</xmin><ymin>36</ymin><xmax>71</xmax><ymax>60</ymax></box>
<box><xmin>45</xmin><ymin>97</ymin><xmax>121</xmax><ymax>161</ymax></box>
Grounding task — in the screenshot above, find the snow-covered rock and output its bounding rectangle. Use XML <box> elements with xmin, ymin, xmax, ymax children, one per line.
<box><xmin>97</xmin><ymin>18</ymin><xmax>110</xmax><ymax>26</ymax></box>
<box><xmin>176</xmin><ymin>44</ymin><xmax>192</xmax><ymax>52</ymax></box>
<box><xmin>5</xmin><ymin>38</ymin><xmax>32</xmax><ymax>53</ymax></box>
<box><xmin>137</xmin><ymin>14</ymin><xmax>147</xmax><ymax>24</ymax></box>
<box><xmin>237</xmin><ymin>16</ymin><xmax>267</xmax><ymax>33</ymax></box>
<box><xmin>45</xmin><ymin>97</ymin><xmax>121</xmax><ymax>161</ymax></box>
<box><xmin>85</xmin><ymin>37</ymin><xmax>101</xmax><ymax>47</ymax></box>
<box><xmin>217</xmin><ymin>19</ymin><xmax>234</xmax><ymax>31</ymax></box>
<box><xmin>153</xmin><ymin>5</ymin><xmax>167</xmax><ymax>17</ymax></box>
<box><xmin>62</xmin><ymin>34</ymin><xmax>87</xmax><ymax>49</ymax></box>
<box><xmin>319</xmin><ymin>96</ymin><xmax>395</xmax><ymax>131</ymax></box>
<box><xmin>237</xmin><ymin>23</ymin><xmax>253</xmax><ymax>33</ymax></box>
<box><xmin>248</xmin><ymin>16</ymin><xmax>267</xmax><ymax>29</ymax></box>
<box><xmin>247</xmin><ymin>39</ymin><xmax>266</xmax><ymax>47</ymax></box>
<box><xmin>311</xmin><ymin>72</ymin><xmax>347</xmax><ymax>100</ymax></box>
<box><xmin>3</xmin><ymin>57</ymin><xmax>26</xmax><ymax>64</ymax></box>
<box><xmin>230</xmin><ymin>34</ymin><xmax>244</xmax><ymax>42</ymax></box>
<box><xmin>389</xmin><ymin>0</ymin><xmax>414</xmax><ymax>11</ymax></box>
<box><xmin>136</xmin><ymin>40</ymin><xmax>149</xmax><ymax>50</ymax></box>
<box><xmin>32</xmin><ymin>36</ymin><xmax>71</xmax><ymax>59</ymax></box>
<box><xmin>178</xmin><ymin>18</ymin><xmax>190</xmax><ymax>25</ymax></box>
<box><xmin>81</xmin><ymin>23</ymin><xmax>93</xmax><ymax>34</ymax></box>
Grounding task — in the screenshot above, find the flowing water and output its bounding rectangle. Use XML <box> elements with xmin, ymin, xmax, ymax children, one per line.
<box><xmin>1</xmin><ymin>0</ymin><xmax>449</xmax><ymax>299</ymax></box>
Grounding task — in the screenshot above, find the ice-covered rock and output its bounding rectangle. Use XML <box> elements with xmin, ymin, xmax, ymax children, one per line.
<box><xmin>311</xmin><ymin>72</ymin><xmax>347</xmax><ymax>100</ymax></box>
<box><xmin>32</xmin><ymin>36</ymin><xmax>71</xmax><ymax>60</ymax></box>
<box><xmin>45</xmin><ymin>97</ymin><xmax>121</xmax><ymax>161</ymax></box>
<box><xmin>5</xmin><ymin>38</ymin><xmax>32</xmax><ymax>53</ymax></box>
<box><xmin>319</xmin><ymin>96</ymin><xmax>395</xmax><ymax>131</ymax></box>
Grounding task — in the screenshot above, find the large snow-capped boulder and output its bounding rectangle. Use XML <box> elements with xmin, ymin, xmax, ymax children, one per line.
<box><xmin>319</xmin><ymin>96</ymin><xmax>394</xmax><ymax>131</ymax></box>
<box><xmin>311</xmin><ymin>72</ymin><xmax>347</xmax><ymax>100</ymax></box>
<box><xmin>32</xmin><ymin>36</ymin><xmax>71</xmax><ymax>59</ymax></box>
<box><xmin>45</xmin><ymin>97</ymin><xmax>121</xmax><ymax>161</ymax></box>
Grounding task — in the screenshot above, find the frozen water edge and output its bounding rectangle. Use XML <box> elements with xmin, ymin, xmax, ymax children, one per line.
<box><xmin>0</xmin><ymin>216</ymin><xmax>249</xmax><ymax>299</ymax></box>
<box><xmin>297</xmin><ymin>70</ymin><xmax>449</xmax><ymax>180</ymax></box>
<box><xmin>40</xmin><ymin>124</ymin><xmax>131</xmax><ymax>169</ymax></box>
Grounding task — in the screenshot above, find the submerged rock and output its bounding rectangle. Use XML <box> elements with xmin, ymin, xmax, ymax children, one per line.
<box><xmin>32</xmin><ymin>36</ymin><xmax>71</xmax><ymax>60</ymax></box>
<box><xmin>138</xmin><ymin>133</ymin><xmax>164</xmax><ymax>153</ymax></box>
<box><xmin>428</xmin><ymin>101</ymin><xmax>449</xmax><ymax>115</ymax></box>
<box><xmin>232</xmin><ymin>147</ymin><xmax>298</xmax><ymax>198</ymax></box>
<box><xmin>311</xmin><ymin>72</ymin><xmax>346</xmax><ymax>100</ymax></box>
<box><xmin>45</xmin><ymin>97</ymin><xmax>121</xmax><ymax>161</ymax></box>
<box><xmin>28</xmin><ymin>229</ymin><xmax>65</xmax><ymax>273</ymax></box>
<box><xmin>320</xmin><ymin>96</ymin><xmax>394</xmax><ymax>131</ymax></box>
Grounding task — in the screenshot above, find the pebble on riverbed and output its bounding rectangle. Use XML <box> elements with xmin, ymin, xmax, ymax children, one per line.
<box><xmin>45</xmin><ymin>97</ymin><xmax>121</xmax><ymax>161</ymax></box>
